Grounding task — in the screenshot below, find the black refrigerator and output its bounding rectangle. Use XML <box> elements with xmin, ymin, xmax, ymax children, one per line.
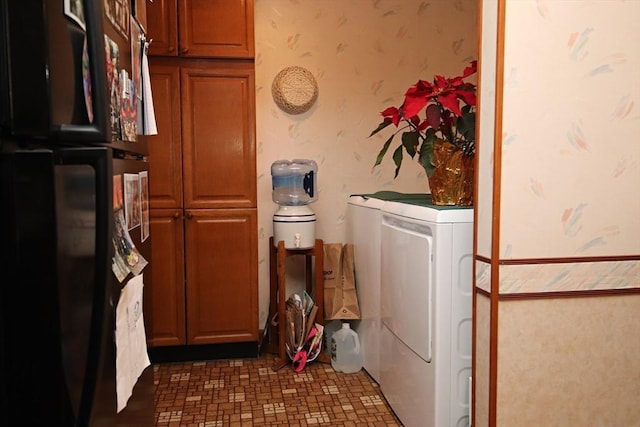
<box><xmin>0</xmin><ymin>1</ymin><xmax>154</xmax><ymax>425</ymax></box>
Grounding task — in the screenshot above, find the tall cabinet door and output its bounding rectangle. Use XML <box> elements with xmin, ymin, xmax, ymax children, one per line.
<box><xmin>147</xmin><ymin>209</ymin><xmax>186</xmax><ymax>346</ymax></box>
<box><xmin>148</xmin><ymin>60</ymin><xmax>183</xmax><ymax>209</ymax></box>
<box><xmin>184</xmin><ymin>209</ymin><xmax>258</xmax><ymax>344</ymax></box>
<box><xmin>181</xmin><ymin>62</ymin><xmax>256</xmax><ymax>209</ymax></box>
<box><xmin>178</xmin><ymin>0</ymin><xmax>255</xmax><ymax>58</ymax></box>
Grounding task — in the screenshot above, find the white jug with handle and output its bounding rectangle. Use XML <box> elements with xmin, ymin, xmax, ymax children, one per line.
<box><xmin>330</xmin><ymin>322</ymin><xmax>363</xmax><ymax>374</ymax></box>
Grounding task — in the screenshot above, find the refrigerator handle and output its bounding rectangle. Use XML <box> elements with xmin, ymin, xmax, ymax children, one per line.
<box><xmin>56</xmin><ymin>147</ymin><xmax>113</xmax><ymax>425</ymax></box>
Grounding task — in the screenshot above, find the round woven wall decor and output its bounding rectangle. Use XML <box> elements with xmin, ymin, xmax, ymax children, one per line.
<box><xmin>271</xmin><ymin>66</ymin><xmax>318</xmax><ymax>115</ymax></box>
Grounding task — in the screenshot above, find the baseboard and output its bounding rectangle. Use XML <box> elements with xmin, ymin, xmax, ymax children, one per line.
<box><xmin>149</xmin><ymin>341</ymin><xmax>259</xmax><ymax>364</ymax></box>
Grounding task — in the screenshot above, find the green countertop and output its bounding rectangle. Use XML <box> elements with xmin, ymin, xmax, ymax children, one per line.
<box><xmin>355</xmin><ymin>191</ymin><xmax>473</xmax><ymax>210</ymax></box>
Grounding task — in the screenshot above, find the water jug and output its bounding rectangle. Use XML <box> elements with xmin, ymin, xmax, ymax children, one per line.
<box><xmin>323</xmin><ymin>319</ymin><xmax>342</xmax><ymax>354</ymax></box>
<box><xmin>330</xmin><ymin>322</ymin><xmax>363</xmax><ymax>374</ymax></box>
<box><xmin>271</xmin><ymin>159</ymin><xmax>318</xmax><ymax>205</ymax></box>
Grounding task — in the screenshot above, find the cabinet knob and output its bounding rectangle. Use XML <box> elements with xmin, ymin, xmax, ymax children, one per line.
<box><xmin>186</xmin><ymin>211</ymin><xmax>193</xmax><ymax>219</ymax></box>
<box><xmin>173</xmin><ymin>212</ymin><xmax>180</xmax><ymax>219</ymax></box>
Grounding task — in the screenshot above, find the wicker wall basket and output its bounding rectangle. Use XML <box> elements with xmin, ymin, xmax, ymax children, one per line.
<box><xmin>271</xmin><ymin>66</ymin><xmax>319</xmax><ymax>115</ymax></box>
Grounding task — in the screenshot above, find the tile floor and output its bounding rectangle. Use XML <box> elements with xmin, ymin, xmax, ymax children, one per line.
<box><xmin>154</xmin><ymin>354</ymin><xmax>402</xmax><ymax>426</ymax></box>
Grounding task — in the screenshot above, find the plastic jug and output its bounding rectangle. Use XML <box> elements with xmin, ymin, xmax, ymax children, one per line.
<box><xmin>271</xmin><ymin>159</ymin><xmax>318</xmax><ymax>205</ymax></box>
<box><xmin>330</xmin><ymin>322</ymin><xmax>363</xmax><ymax>374</ymax></box>
<box><xmin>323</xmin><ymin>319</ymin><xmax>342</xmax><ymax>355</ymax></box>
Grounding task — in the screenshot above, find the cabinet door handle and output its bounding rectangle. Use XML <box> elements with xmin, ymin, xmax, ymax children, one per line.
<box><xmin>186</xmin><ymin>211</ymin><xmax>193</xmax><ymax>219</ymax></box>
<box><xmin>173</xmin><ymin>212</ymin><xmax>180</xmax><ymax>219</ymax></box>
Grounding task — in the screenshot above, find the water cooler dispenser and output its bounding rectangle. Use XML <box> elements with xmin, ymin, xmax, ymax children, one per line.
<box><xmin>271</xmin><ymin>159</ymin><xmax>318</xmax><ymax>249</ymax></box>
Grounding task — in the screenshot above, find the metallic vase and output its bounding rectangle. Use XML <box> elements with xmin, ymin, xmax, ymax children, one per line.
<box><xmin>428</xmin><ymin>141</ymin><xmax>474</xmax><ymax>206</ymax></box>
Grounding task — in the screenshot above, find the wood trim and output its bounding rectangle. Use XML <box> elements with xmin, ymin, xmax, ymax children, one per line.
<box><xmin>477</xmin><ymin>254</ymin><xmax>640</xmax><ymax>265</ymax></box>
<box><xmin>473</xmin><ymin>281</ymin><xmax>640</xmax><ymax>299</ymax></box>
<box><xmin>498</xmin><ymin>255</ymin><xmax>640</xmax><ymax>265</ymax></box>
<box><xmin>488</xmin><ymin>1</ymin><xmax>507</xmax><ymax>426</ymax></box>
<box><xmin>498</xmin><ymin>287</ymin><xmax>640</xmax><ymax>300</ymax></box>
<box><xmin>471</xmin><ymin>1</ymin><xmax>484</xmax><ymax>424</ymax></box>
<box><xmin>476</xmin><ymin>286</ymin><xmax>491</xmax><ymax>298</ymax></box>
<box><xmin>476</xmin><ymin>254</ymin><xmax>491</xmax><ymax>264</ymax></box>
<box><xmin>471</xmin><ymin>0</ymin><xmax>486</xmax><ymax>421</ymax></box>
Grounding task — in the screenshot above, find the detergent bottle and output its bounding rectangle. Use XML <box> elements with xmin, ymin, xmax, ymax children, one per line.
<box><xmin>330</xmin><ymin>322</ymin><xmax>363</xmax><ymax>374</ymax></box>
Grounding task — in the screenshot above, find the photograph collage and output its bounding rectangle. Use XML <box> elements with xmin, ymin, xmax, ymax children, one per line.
<box><xmin>112</xmin><ymin>172</ymin><xmax>149</xmax><ymax>282</ymax></box>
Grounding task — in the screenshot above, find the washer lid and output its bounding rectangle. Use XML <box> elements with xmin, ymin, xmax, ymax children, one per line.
<box><xmin>348</xmin><ymin>195</ymin><xmax>386</xmax><ymax>210</ymax></box>
<box><xmin>382</xmin><ymin>200</ymin><xmax>473</xmax><ymax>223</ymax></box>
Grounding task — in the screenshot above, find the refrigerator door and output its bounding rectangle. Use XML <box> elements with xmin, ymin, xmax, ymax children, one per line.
<box><xmin>55</xmin><ymin>147</ymin><xmax>114</xmax><ymax>425</ymax></box>
<box><xmin>0</xmin><ymin>148</ymin><xmax>75</xmax><ymax>425</ymax></box>
<box><xmin>55</xmin><ymin>148</ymin><xmax>153</xmax><ymax>426</ymax></box>
<box><xmin>88</xmin><ymin>155</ymin><xmax>154</xmax><ymax>426</ymax></box>
<box><xmin>0</xmin><ymin>146</ymin><xmax>153</xmax><ymax>426</ymax></box>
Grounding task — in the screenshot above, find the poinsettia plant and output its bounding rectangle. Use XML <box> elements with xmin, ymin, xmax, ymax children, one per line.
<box><xmin>369</xmin><ymin>60</ymin><xmax>477</xmax><ymax>178</ymax></box>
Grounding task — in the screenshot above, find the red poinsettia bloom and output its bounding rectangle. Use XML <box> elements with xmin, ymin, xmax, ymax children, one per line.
<box><xmin>370</xmin><ymin>61</ymin><xmax>477</xmax><ymax>178</ymax></box>
<box><xmin>394</xmin><ymin>60</ymin><xmax>476</xmax><ymax>121</ymax></box>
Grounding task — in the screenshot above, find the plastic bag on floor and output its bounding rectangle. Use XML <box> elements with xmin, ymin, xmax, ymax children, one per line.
<box><xmin>285</xmin><ymin>292</ymin><xmax>323</xmax><ymax>372</ymax></box>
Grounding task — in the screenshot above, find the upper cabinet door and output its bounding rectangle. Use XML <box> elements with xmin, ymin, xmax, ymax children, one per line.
<box><xmin>178</xmin><ymin>0</ymin><xmax>255</xmax><ymax>58</ymax></box>
<box><xmin>181</xmin><ymin>61</ymin><xmax>257</xmax><ymax>209</ymax></box>
<box><xmin>148</xmin><ymin>60</ymin><xmax>183</xmax><ymax>208</ymax></box>
<box><xmin>146</xmin><ymin>0</ymin><xmax>179</xmax><ymax>56</ymax></box>
<box><xmin>134</xmin><ymin>0</ymin><xmax>149</xmax><ymax>33</ymax></box>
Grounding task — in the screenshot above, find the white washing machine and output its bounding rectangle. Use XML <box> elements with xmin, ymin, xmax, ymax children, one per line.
<box><xmin>380</xmin><ymin>199</ymin><xmax>473</xmax><ymax>427</ymax></box>
<box><xmin>347</xmin><ymin>195</ymin><xmax>385</xmax><ymax>383</ymax></box>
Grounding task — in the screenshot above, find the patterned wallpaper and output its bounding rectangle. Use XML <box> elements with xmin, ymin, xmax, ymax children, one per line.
<box><xmin>254</xmin><ymin>0</ymin><xmax>478</xmax><ymax>323</ymax></box>
<box><xmin>475</xmin><ymin>4</ymin><xmax>639</xmax><ymax>425</ymax></box>
<box><xmin>476</xmin><ymin>0</ymin><xmax>640</xmax><ymax>295</ymax></box>
<box><xmin>475</xmin><ymin>0</ymin><xmax>497</xmax><ymax>258</ymax></box>
<box><xmin>489</xmin><ymin>0</ymin><xmax>640</xmax><ymax>294</ymax></box>
<box><xmin>500</xmin><ymin>0</ymin><xmax>640</xmax><ymax>260</ymax></box>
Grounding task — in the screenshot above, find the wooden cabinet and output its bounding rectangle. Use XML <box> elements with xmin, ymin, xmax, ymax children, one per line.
<box><xmin>146</xmin><ymin>209</ymin><xmax>186</xmax><ymax>347</ymax></box>
<box><xmin>148</xmin><ymin>63</ymin><xmax>182</xmax><ymax>209</ymax></box>
<box><xmin>185</xmin><ymin>209</ymin><xmax>257</xmax><ymax>344</ymax></box>
<box><xmin>146</xmin><ymin>0</ymin><xmax>255</xmax><ymax>58</ymax></box>
<box><xmin>134</xmin><ymin>0</ymin><xmax>149</xmax><ymax>32</ymax></box>
<box><xmin>181</xmin><ymin>62</ymin><xmax>256</xmax><ymax>208</ymax></box>
<box><xmin>145</xmin><ymin>5</ymin><xmax>257</xmax><ymax>348</ymax></box>
<box><xmin>146</xmin><ymin>0</ymin><xmax>178</xmax><ymax>56</ymax></box>
<box><xmin>147</xmin><ymin>208</ymin><xmax>257</xmax><ymax>346</ymax></box>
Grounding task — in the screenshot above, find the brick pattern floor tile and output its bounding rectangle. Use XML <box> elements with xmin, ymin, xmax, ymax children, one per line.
<box><xmin>154</xmin><ymin>354</ymin><xmax>402</xmax><ymax>426</ymax></box>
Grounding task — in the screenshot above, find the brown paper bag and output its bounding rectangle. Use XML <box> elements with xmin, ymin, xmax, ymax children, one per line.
<box><xmin>323</xmin><ymin>243</ymin><xmax>361</xmax><ymax>320</ymax></box>
<box><xmin>323</xmin><ymin>243</ymin><xmax>342</xmax><ymax>319</ymax></box>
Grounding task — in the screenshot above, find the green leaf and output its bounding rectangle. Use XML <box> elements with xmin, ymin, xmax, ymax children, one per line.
<box><xmin>392</xmin><ymin>145</ymin><xmax>403</xmax><ymax>178</ymax></box>
<box><xmin>419</xmin><ymin>135</ymin><xmax>436</xmax><ymax>177</ymax></box>
<box><xmin>401</xmin><ymin>131</ymin><xmax>420</xmax><ymax>158</ymax></box>
<box><xmin>369</xmin><ymin>120</ymin><xmax>392</xmax><ymax>137</ymax></box>
<box><xmin>457</xmin><ymin>109</ymin><xmax>476</xmax><ymax>142</ymax></box>
<box><xmin>374</xmin><ymin>134</ymin><xmax>395</xmax><ymax>167</ymax></box>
